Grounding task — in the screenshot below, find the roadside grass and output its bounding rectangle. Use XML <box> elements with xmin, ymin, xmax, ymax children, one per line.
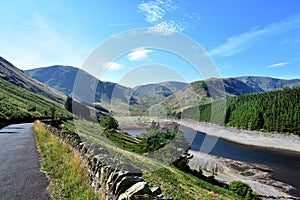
<box><xmin>64</xmin><ymin>119</ymin><xmax>240</xmax><ymax>200</ymax></box>
<box><xmin>33</xmin><ymin>121</ymin><xmax>99</xmax><ymax>200</ymax></box>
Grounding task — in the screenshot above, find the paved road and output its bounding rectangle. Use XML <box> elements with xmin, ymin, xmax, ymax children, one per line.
<box><xmin>0</xmin><ymin>123</ymin><xmax>50</xmax><ymax>200</ymax></box>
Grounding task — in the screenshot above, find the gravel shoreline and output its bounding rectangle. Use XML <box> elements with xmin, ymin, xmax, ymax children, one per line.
<box><xmin>177</xmin><ymin>120</ymin><xmax>300</xmax><ymax>153</ymax></box>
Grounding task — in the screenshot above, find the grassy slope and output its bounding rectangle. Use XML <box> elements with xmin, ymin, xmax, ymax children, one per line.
<box><xmin>0</xmin><ymin>56</ymin><xmax>65</xmax><ymax>104</ymax></box>
<box><xmin>34</xmin><ymin>121</ymin><xmax>98</xmax><ymax>200</ymax></box>
<box><xmin>63</xmin><ymin>119</ymin><xmax>239</xmax><ymax>200</ymax></box>
<box><xmin>0</xmin><ymin>78</ymin><xmax>71</xmax><ymax>127</ymax></box>
<box><xmin>143</xmin><ymin>167</ymin><xmax>237</xmax><ymax>200</ymax></box>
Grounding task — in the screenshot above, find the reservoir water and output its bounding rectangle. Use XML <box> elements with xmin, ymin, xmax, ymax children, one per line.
<box><xmin>127</xmin><ymin>127</ymin><xmax>300</xmax><ymax>196</ymax></box>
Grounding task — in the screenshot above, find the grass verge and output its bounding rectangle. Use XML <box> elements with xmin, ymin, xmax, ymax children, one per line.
<box><xmin>33</xmin><ymin>121</ymin><xmax>98</xmax><ymax>200</ymax></box>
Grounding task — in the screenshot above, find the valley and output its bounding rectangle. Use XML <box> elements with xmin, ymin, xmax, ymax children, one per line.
<box><xmin>2</xmin><ymin>2</ymin><xmax>300</xmax><ymax>200</ymax></box>
<box><xmin>1</xmin><ymin>56</ymin><xmax>300</xmax><ymax>199</ymax></box>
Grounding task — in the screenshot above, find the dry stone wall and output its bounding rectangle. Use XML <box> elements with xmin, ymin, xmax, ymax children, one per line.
<box><xmin>42</xmin><ymin>121</ymin><xmax>171</xmax><ymax>200</ymax></box>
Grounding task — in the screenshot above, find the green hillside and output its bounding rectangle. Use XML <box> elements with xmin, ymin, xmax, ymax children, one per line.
<box><xmin>0</xmin><ymin>57</ymin><xmax>65</xmax><ymax>104</ymax></box>
<box><xmin>182</xmin><ymin>86</ymin><xmax>300</xmax><ymax>135</ymax></box>
<box><xmin>0</xmin><ymin>78</ymin><xmax>71</xmax><ymax>128</ymax></box>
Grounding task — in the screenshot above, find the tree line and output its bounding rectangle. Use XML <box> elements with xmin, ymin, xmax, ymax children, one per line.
<box><xmin>181</xmin><ymin>86</ymin><xmax>300</xmax><ymax>135</ymax></box>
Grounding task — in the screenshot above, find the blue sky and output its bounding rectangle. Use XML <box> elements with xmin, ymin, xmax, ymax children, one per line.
<box><xmin>0</xmin><ymin>0</ymin><xmax>300</xmax><ymax>87</ymax></box>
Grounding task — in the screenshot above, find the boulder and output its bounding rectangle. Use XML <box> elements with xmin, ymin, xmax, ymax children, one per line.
<box><xmin>118</xmin><ymin>181</ymin><xmax>152</xmax><ymax>200</ymax></box>
<box><xmin>150</xmin><ymin>186</ymin><xmax>162</xmax><ymax>196</ymax></box>
<box><xmin>115</xmin><ymin>176</ymin><xmax>143</xmax><ymax>196</ymax></box>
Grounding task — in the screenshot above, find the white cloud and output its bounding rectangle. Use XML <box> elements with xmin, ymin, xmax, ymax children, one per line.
<box><xmin>209</xmin><ymin>15</ymin><xmax>300</xmax><ymax>57</ymax></box>
<box><xmin>138</xmin><ymin>0</ymin><xmax>194</xmax><ymax>33</ymax></box>
<box><xmin>128</xmin><ymin>47</ymin><xmax>152</xmax><ymax>61</ymax></box>
<box><xmin>138</xmin><ymin>2</ymin><xmax>164</xmax><ymax>23</ymax></box>
<box><xmin>102</xmin><ymin>62</ymin><xmax>124</xmax><ymax>70</ymax></box>
<box><xmin>155</xmin><ymin>20</ymin><xmax>185</xmax><ymax>32</ymax></box>
<box><xmin>267</xmin><ymin>62</ymin><xmax>289</xmax><ymax>68</ymax></box>
<box><xmin>138</xmin><ymin>0</ymin><xmax>176</xmax><ymax>23</ymax></box>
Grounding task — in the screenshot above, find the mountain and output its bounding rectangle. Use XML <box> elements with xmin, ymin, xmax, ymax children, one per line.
<box><xmin>133</xmin><ymin>81</ymin><xmax>187</xmax><ymax>97</ymax></box>
<box><xmin>24</xmin><ymin>64</ymin><xmax>300</xmax><ymax>115</ymax></box>
<box><xmin>25</xmin><ymin>66</ymin><xmax>188</xmax><ymax>108</ymax></box>
<box><xmin>162</xmin><ymin>78</ymin><xmax>261</xmax><ymax>112</ymax></box>
<box><xmin>163</xmin><ymin>76</ymin><xmax>300</xmax><ymax>113</ymax></box>
<box><xmin>0</xmin><ymin>57</ymin><xmax>65</xmax><ymax>103</ymax></box>
<box><xmin>25</xmin><ymin>65</ymin><xmax>132</xmax><ymax>104</ymax></box>
<box><xmin>131</xmin><ymin>81</ymin><xmax>188</xmax><ymax>106</ymax></box>
<box><xmin>235</xmin><ymin>76</ymin><xmax>300</xmax><ymax>92</ymax></box>
<box><xmin>25</xmin><ymin>65</ymin><xmax>79</xmax><ymax>95</ymax></box>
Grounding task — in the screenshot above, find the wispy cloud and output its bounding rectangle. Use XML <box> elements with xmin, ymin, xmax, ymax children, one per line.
<box><xmin>267</xmin><ymin>62</ymin><xmax>289</xmax><ymax>68</ymax></box>
<box><xmin>138</xmin><ymin>0</ymin><xmax>176</xmax><ymax>23</ymax></box>
<box><xmin>155</xmin><ymin>20</ymin><xmax>185</xmax><ymax>32</ymax></box>
<box><xmin>138</xmin><ymin>0</ymin><xmax>199</xmax><ymax>33</ymax></box>
<box><xmin>102</xmin><ymin>62</ymin><xmax>124</xmax><ymax>70</ymax></box>
<box><xmin>128</xmin><ymin>47</ymin><xmax>152</xmax><ymax>61</ymax></box>
<box><xmin>209</xmin><ymin>15</ymin><xmax>300</xmax><ymax>57</ymax></box>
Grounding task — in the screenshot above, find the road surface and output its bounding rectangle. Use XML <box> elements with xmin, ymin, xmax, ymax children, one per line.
<box><xmin>0</xmin><ymin>123</ymin><xmax>50</xmax><ymax>200</ymax></box>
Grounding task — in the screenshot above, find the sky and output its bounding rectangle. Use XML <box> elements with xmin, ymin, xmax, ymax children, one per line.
<box><xmin>1</xmin><ymin>0</ymin><xmax>300</xmax><ymax>87</ymax></box>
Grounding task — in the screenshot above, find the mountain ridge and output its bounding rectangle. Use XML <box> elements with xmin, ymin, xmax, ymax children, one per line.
<box><xmin>162</xmin><ymin>76</ymin><xmax>300</xmax><ymax>113</ymax></box>
<box><xmin>24</xmin><ymin>65</ymin><xmax>300</xmax><ymax>114</ymax></box>
<box><xmin>25</xmin><ymin>65</ymin><xmax>132</xmax><ymax>104</ymax></box>
<box><xmin>24</xmin><ymin>66</ymin><xmax>188</xmax><ymax>106</ymax></box>
<box><xmin>234</xmin><ymin>76</ymin><xmax>300</xmax><ymax>92</ymax></box>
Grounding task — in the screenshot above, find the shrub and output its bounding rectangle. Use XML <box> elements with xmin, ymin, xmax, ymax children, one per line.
<box><xmin>99</xmin><ymin>115</ymin><xmax>119</xmax><ymax>130</ymax></box>
<box><xmin>229</xmin><ymin>181</ymin><xmax>259</xmax><ymax>199</ymax></box>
